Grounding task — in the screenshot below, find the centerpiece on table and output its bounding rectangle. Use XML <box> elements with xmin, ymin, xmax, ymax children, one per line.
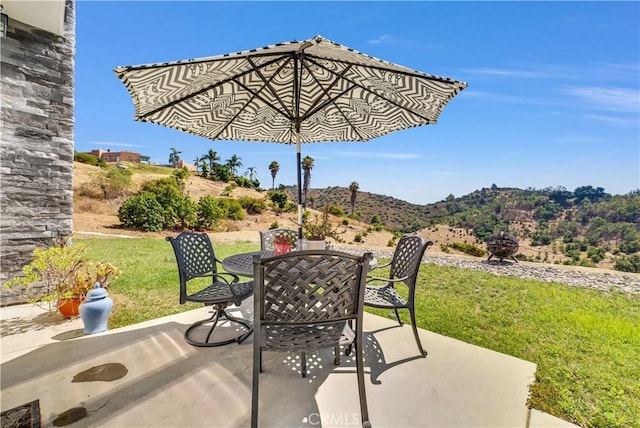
<box><xmin>273</xmin><ymin>231</ymin><xmax>297</xmax><ymax>255</ymax></box>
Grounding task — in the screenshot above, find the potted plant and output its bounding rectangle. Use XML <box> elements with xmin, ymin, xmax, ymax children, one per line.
<box><xmin>5</xmin><ymin>238</ymin><xmax>120</xmax><ymax>318</ymax></box>
<box><xmin>273</xmin><ymin>231</ymin><xmax>297</xmax><ymax>255</ymax></box>
<box><xmin>301</xmin><ymin>206</ymin><xmax>345</xmax><ymax>250</ymax></box>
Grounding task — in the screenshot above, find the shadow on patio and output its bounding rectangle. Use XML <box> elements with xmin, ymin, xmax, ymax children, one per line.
<box><xmin>1</xmin><ymin>301</ymin><xmax>553</xmax><ymax>427</ymax></box>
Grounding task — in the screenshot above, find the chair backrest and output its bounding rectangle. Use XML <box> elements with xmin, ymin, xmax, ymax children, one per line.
<box><xmin>166</xmin><ymin>232</ymin><xmax>217</xmax><ymax>301</ymax></box>
<box><xmin>253</xmin><ymin>250</ymin><xmax>372</xmax><ymax>326</ymax></box>
<box><xmin>389</xmin><ymin>235</ymin><xmax>432</xmax><ymax>289</ymax></box>
<box><xmin>259</xmin><ymin>228</ymin><xmax>298</xmax><ymax>251</ymax></box>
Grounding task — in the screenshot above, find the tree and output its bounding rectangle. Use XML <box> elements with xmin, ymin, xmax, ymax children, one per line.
<box><xmin>268</xmin><ymin>161</ymin><xmax>280</xmax><ymax>190</ymax></box>
<box><xmin>301</xmin><ymin>156</ymin><xmax>314</xmax><ymax>207</ymax></box>
<box><xmin>204</xmin><ymin>149</ymin><xmax>220</xmax><ymax>172</ymax></box>
<box><xmin>193</xmin><ymin>156</ymin><xmax>201</xmax><ymax>174</ymax></box>
<box><xmin>349</xmin><ymin>181</ymin><xmax>359</xmax><ymax>215</ymax></box>
<box><xmin>574</xmin><ymin>185</ymin><xmax>608</xmax><ymax>203</ymax></box>
<box><xmin>199</xmin><ymin>159</ymin><xmax>209</xmax><ymax>177</ymax></box>
<box><xmin>246</xmin><ymin>166</ymin><xmax>257</xmax><ymax>181</ymax></box>
<box><xmin>168</xmin><ymin>147</ymin><xmax>181</xmax><ymax>168</ymax></box>
<box><xmin>226</xmin><ymin>154</ymin><xmax>243</xmax><ymax>176</ymax></box>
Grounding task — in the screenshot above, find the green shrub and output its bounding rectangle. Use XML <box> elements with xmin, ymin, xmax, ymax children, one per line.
<box><xmin>450</xmin><ymin>242</ymin><xmax>486</xmax><ymax>257</ymax></box>
<box><xmin>99</xmin><ymin>167</ymin><xmax>132</xmax><ymax>199</ymax></box>
<box><xmin>613</xmin><ymin>254</ymin><xmax>640</xmax><ymax>273</ymax></box>
<box><xmin>238</xmin><ymin>196</ymin><xmax>267</xmax><ymax>214</ymax></box>
<box><xmin>284</xmin><ymin>201</ymin><xmax>297</xmax><ymax>213</ymax></box>
<box><xmin>217</xmin><ymin>198</ymin><xmax>245</xmax><ymax>220</ymax></box>
<box><xmin>196</xmin><ymin>196</ymin><xmax>224</xmax><ymax>230</ymax></box>
<box><xmin>210</xmin><ymin>164</ymin><xmax>232</xmax><ymax>182</ymax></box>
<box><xmin>172</xmin><ymin>168</ymin><xmax>189</xmax><ymax>190</ymax></box>
<box><xmin>171</xmin><ymin>194</ymin><xmax>197</xmax><ymax>229</ymax></box>
<box><xmin>269</xmin><ymin>191</ymin><xmax>289</xmax><ymax>211</ymax></box>
<box><xmin>353</xmin><ymin>234</ymin><xmax>363</xmax><ymax>243</ymax></box>
<box><xmin>328</xmin><ymin>205</ymin><xmax>344</xmax><ymax>217</ymax></box>
<box><xmin>141</xmin><ymin>178</ymin><xmax>185</xmax><ymax>228</ymax></box>
<box><xmin>74</xmin><ymin>152</ymin><xmax>106</xmax><ymax>167</ymax></box>
<box><xmin>234</xmin><ymin>176</ymin><xmax>255</xmax><ymax>189</ymax></box>
<box><xmin>118</xmin><ymin>192</ymin><xmax>164</xmax><ymax>232</ymax></box>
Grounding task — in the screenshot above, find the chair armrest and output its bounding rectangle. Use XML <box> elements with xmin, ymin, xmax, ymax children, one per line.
<box><xmin>366</xmin><ymin>275</ymin><xmax>409</xmax><ymax>286</ymax></box>
<box><xmin>213</xmin><ymin>272</ymin><xmax>239</xmax><ymax>285</ymax></box>
<box><xmin>369</xmin><ymin>261</ymin><xmax>391</xmax><ymax>271</ymax></box>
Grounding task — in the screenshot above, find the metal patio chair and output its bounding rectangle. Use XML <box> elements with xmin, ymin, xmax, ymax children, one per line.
<box><xmin>364</xmin><ymin>234</ymin><xmax>433</xmax><ymax>356</ymax></box>
<box><xmin>251</xmin><ymin>250</ymin><xmax>373</xmax><ymax>428</ymax></box>
<box><xmin>166</xmin><ymin>232</ymin><xmax>253</xmax><ymax>347</ymax></box>
<box><xmin>259</xmin><ymin>228</ymin><xmax>298</xmax><ymax>251</ymax></box>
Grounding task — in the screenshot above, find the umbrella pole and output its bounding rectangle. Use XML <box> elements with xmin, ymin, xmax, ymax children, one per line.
<box><xmin>296</xmin><ymin>132</ymin><xmax>303</xmax><ymax>239</ymax></box>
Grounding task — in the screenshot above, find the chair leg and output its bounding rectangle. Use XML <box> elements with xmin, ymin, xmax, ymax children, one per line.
<box><xmin>301</xmin><ymin>351</ymin><xmax>307</xmax><ymax>378</ymax></box>
<box><xmin>334</xmin><ymin>346</ymin><xmax>340</xmax><ymax>365</ymax></box>
<box><xmin>408</xmin><ymin>307</ymin><xmax>427</xmax><ymax>357</ymax></box>
<box><xmin>354</xmin><ymin>335</ymin><xmax>370</xmax><ymax>427</ymax></box>
<box><xmin>394</xmin><ymin>308</ymin><xmax>403</xmax><ymax>326</ymax></box>
<box><xmin>184</xmin><ymin>306</ymin><xmax>253</xmax><ymax>347</ymax></box>
<box><xmin>251</xmin><ymin>335</ymin><xmax>260</xmax><ymax>428</ymax></box>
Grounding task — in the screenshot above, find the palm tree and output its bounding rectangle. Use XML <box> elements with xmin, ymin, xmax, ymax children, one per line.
<box><xmin>245</xmin><ymin>166</ymin><xmax>257</xmax><ymax>181</ymax></box>
<box><xmin>193</xmin><ymin>156</ymin><xmax>201</xmax><ymax>174</ymax></box>
<box><xmin>301</xmin><ymin>155</ymin><xmax>314</xmax><ymax>208</ymax></box>
<box><xmin>199</xmin><ymin>159</ymin><xmax>209</xmax><ymax>177</ymax></box>
<box><xmin>168</xmin><ymin>147</ymin><xmax>181</xmax><ymax>168</ymax></box>
<box><xmin>268</xmin><ymin>161</ymin><xmax>280</xmax><ymax>190</ymax></box>
<box><xmin>349</xmin><ymin>181</ymin><xmax>359</xmax><ymax>215</ymax></box>
<box><xmin>205</xmin><ymin>149</ymin><xmax>220</xmax><ymax>171</ymax></box>
<box><xmin>226</xmin><ymin>154</ymin><xmax>243</xmax><ymax>176</ymax></box>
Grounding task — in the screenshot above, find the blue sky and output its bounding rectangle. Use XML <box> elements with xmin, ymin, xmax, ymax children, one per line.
<box><xmin>75</xmin><ymin>1</ymin><xmax>640</xmax><ymax>205</ymax></box>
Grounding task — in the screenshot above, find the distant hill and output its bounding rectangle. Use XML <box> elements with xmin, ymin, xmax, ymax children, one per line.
<box><xmin>284</xmin><ymin>184</ymin><xmax>640</xmax><ymax>270</ymax></box>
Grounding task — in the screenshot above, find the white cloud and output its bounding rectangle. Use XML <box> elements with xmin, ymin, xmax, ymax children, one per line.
<box><xmin>562</xmin><ymin>86</ymin><xmax>640</xmax><ymax>113</ymax></box>
<box><xmin>367</xmin><ymin>35</ymin><xmax>390</xmax><ymax>45</ymax></box>
<box><xmin>335</xmin><ymin>150</ymin><xmax>419</xmax><ymax>159</ymax></box>
<box><xmin>87</xmin><ymin>141</ymin><xmax>146</xmax><ymax>148</ymax></box>
<box><xmin>461</xmin><ymin>67</ymin><xmax>547</xmax><ymax>78</ymax></box>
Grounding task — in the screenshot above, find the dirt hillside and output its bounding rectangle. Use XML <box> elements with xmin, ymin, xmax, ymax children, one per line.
<box><xmin>72</xmin><ymin>162</ymin><xmax>607</xmax><ymax>266</ymax></box>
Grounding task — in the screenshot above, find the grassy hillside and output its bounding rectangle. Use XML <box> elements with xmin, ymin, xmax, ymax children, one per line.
<box><xmin>74</xmin><ymin>160</ymin><xmax>639</xmax><ymax>271</ymax></box>
<box><xmin>287</xmin><ymin>184</ymin><xmax>640</xmax><ymax>271</ymax></box>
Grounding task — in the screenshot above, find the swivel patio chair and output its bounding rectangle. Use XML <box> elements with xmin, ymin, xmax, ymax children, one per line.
<box><xmin>364</xmin><ymin>234</ymin><xmax>433</xmax><ymax>356</ymax></box>
<box><xmin>259</xmin><ymin>228</ymin><xmax>298</xmax><ymax>251</ymax></box>
<box><xmin>251</xmin><ymin>250</ymin><xmax>373</xmax><ymax>428</ymax></box>
<box><xmin>166</xmin><ymin>232</ymin><xmax>253</xmax><ymax>347</ymax></box>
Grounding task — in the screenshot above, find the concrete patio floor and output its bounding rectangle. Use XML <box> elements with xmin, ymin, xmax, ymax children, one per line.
<box><xmin>1</xmin><ymin>302</ymin><xmax>576</xmax><ymax>427</ymax></box>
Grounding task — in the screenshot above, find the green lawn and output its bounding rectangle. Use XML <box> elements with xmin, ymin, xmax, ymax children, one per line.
<box><xmin>79</xmin><ymin>238</ymin><xmax>640</xmax><ymax>428</ymax></box>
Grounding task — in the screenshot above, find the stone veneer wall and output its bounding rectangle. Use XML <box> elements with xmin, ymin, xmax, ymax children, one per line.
<box><xmin>0</xmin><ymin>0</ymin><xmax>76</xmax><ymax>305</ymax></box>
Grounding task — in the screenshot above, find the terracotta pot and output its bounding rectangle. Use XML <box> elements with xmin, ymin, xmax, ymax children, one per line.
<box><xmin>57</xmin><ymin>298</ymin><xmax>82</xmax><ymax>318</ymax></box>
<box><xmin>274</xmin><ymin>242</ymin><xmax>292</xmax><ymax>256</ymax></box>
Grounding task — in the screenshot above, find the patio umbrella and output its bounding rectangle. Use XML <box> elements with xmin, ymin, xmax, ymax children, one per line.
<box><xmin>114</xmin><ymin>35</ymin><xmax>467</xmax><ymax>237</ymax></box>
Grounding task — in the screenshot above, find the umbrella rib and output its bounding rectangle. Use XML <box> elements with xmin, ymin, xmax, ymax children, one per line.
<box><xmin>305</xmin><ymin>56</ymin><xmax>434</xmax><ymax>123</ymax></box>
<box><xmin>247</xmin><ymin>55</ymin><xmax>295</xmax><ymax>123</ymax></box>
<box><xmin>135</xmin><ymin>54</ymin><xmax>294</xmax><ymax>122</ymax></box>
<box><xmin>299</xmin><ymin>62</ymin><xmax>368</xmax><ymax>141</ymax></box>
<box><xmin>209</xmin><ymin>57</ymin><xmax>297</xmax><ymax>140</ymax></box>
<box><xmin>305</xmin><ymin>53</ymin><xmax>463</xmax><ymax>86</ymax></box>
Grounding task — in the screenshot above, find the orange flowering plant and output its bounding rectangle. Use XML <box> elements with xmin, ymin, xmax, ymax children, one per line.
<box><xmin>5</xmin><ymin>238</ymin><xmax>120</xmax><ymax>312</ymax></box>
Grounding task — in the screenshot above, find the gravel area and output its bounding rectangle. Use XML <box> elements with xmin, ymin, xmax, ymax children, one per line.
<box><xmin>334</xmin><ymin>245</ymin><xmax>640</xmax><ymax>295</ymax></box>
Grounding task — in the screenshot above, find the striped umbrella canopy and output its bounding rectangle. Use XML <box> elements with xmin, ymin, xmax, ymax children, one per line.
<box><xmin>114</xmin><ymin>35</ymin><xmax>468</xmax><ymax>237</ymax></box>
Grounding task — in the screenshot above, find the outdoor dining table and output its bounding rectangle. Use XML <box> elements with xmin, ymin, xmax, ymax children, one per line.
<box><xmin>222</xmin><ymin>250</ymin><xmax>377</xmax><ymax>278</ymax></box>
<box><xmin>222</xmin><ymin>250</ymin><xmax>274</xmax><ymax>277</ymax></box>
